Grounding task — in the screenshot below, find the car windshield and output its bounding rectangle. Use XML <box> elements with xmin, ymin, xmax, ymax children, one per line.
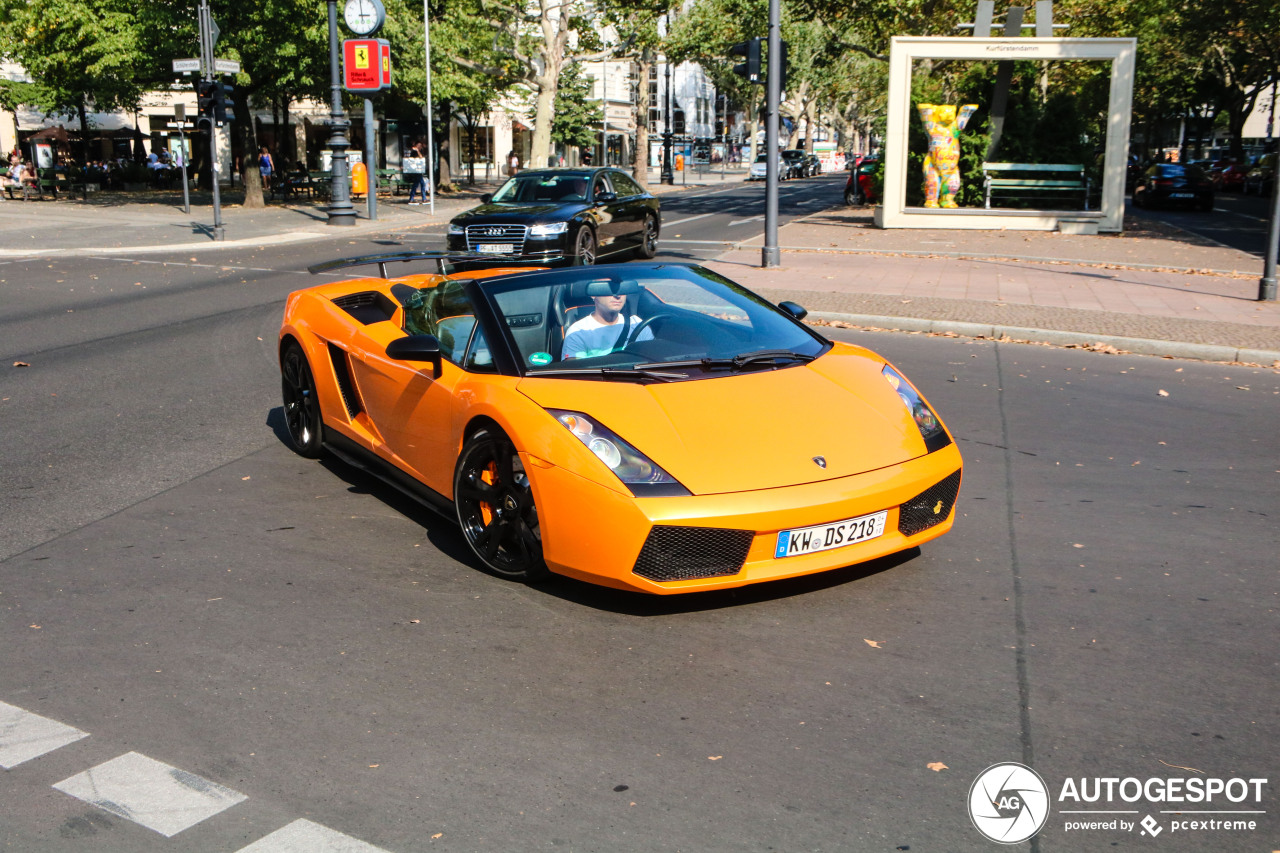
<box><xmin>481</xmin><ymin>264</ymin><xmax>829</xmax><ymax>380</ymax></box>
<box><xmin>490</xmin><ymin>172</ymin><xmax>592</xmax><ymax>204</ymax></box>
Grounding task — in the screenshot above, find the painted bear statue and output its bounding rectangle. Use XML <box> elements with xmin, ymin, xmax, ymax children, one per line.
<box><xmin>917</xmin><ymin>103</ymin><xmax>978</xmax><ymax>208</ymax></box>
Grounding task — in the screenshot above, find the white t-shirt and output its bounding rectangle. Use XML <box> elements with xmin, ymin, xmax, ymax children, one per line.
<box><xmin>563</xmin><ymin>313</ymin><xmax>653</xmax><ymax>359</ymax></box>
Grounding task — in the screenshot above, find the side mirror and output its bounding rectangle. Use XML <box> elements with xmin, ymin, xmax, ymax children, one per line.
<box><xmin>594</xmin><ymin>190</ymin><xmax>618</xmax><ymax>203</ymax></box>
<box><xmin>480</xmin><ymin>193</ymin><xmax>492</xmax><ymax>203</ymax></box>
<box><xmin>778</xmin><ymin>301</ymin><xmax>808</xmax><ymax>321</ymax></box>
<box><xmin>387</xmin><ymin>334</ymin><xmax>443</xmax><ymax>377</ymax></box>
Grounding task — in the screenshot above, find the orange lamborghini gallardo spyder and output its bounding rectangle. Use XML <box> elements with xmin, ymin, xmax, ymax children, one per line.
<box><xmin>279</xmin><ymin>253</ymin><xmax>962</xmax><ymax>594</ymax></box>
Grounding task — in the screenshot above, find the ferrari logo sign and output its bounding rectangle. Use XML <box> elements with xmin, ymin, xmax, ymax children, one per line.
<box><xmin>343</xmin><ymin>39</ymin><xmax>391</xmax><ymax>92</ymax></box>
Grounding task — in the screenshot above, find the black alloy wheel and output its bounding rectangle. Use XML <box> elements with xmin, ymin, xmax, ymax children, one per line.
<box><xmin>281</xmin><ymin>342</ymin><xmax>323</xmax><ymax>458</ymax></box>
<box><xmin>453</xmin><ymin>429</ymin><xmax>549</xmax><ymax>582</ymax></box>
<box><xmin>574</xmin><ymin>227</ymin><xmax>597</xmax><ymax>265</ymax></box>
<box><xmin>635</xmin><ymin>214</ymin><xmax>659</xmax><ymax>259</ymax></box>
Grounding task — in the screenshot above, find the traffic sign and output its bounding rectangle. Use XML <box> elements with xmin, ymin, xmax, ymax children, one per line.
<box><xmin>214</xmin><ymin>58</ymin><xmax>240</xmax><ymax>74</ymax></box>
<box><xmin>172</xmin><ymin>58</ymin><xmax>200</xmax><ymax>73</ymax></box>
<box><xmin>166</xmin><ymin>122</ymin><xmax>194</xmax><ymax>129</ymax></box>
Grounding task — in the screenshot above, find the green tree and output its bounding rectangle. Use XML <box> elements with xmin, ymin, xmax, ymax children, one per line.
<box><xmin>551</xmin><ymin>62</ymin><xmax>604</xmax><ymax>150</ymax></box>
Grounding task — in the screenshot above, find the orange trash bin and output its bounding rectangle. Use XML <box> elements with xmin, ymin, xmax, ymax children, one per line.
<box><xmin>675</xmin><ymin>154</ymin><xmax>684</xmax><ymax>171</ymax></box>
<box><xmin>351</xmin><ymin>161</ymin><xmax>368</xmax><ymax>197</ymax></box>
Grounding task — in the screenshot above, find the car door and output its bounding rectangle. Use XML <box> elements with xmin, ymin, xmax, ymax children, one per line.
<box><xmin>343</xmin><ymin>281</ymin><xmax>475</xmax><ymax>497</ymax></box>
<box><xmin>589</xmin><ymin>171</ymin><xmax>627</xmax><ymax>259</ymax></box>
<box><xmin>606</xmin><ymin>170</ymin><xmax>648</xmax><ymax>253</ymax></box>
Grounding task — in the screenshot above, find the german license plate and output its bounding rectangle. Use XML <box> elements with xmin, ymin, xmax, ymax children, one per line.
<box><xmin>774</xmin><ymin>510</ymin><xmax>888</xmax><ymax>559</ymax></box>
<box><xmin>1169</xmin><ymin>192</ymin><xmax>1193</xmax><ymax>199</ymax></box>
<box><xmin>477</xmin><ymin>243</ymin><xmax>514</xmax><ymax>254</ymax></box>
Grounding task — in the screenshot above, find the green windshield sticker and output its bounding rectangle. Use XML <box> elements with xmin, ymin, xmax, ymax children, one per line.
<box><xmin>529</xmin><ymin>352</ymin><xmax>552</xmax><ymax>366</ymax></box>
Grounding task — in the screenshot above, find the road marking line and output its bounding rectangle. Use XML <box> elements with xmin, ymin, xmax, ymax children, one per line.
<box><xmin>728</xmin><ymin>216</ymin><xmax>766</xmax><ymax>226</ymax></box>
<box><xmin>234</xmin><ymin>819</ymin><xmax>393</xmax><ymax>852</ymax></box>
<box><xmin>0</xmin><ymin>701</ymin><xmax>89</xmax><ymax>768</ymax></box>
<box><xmin>664</xmin><ymin>213</ymin><xmax>718</xmax><ymax>226</ymax></box>
<box><xmin>53</xmin><ymin>751</ymin><xmax>247</xmax><ymax>837</ymax></box>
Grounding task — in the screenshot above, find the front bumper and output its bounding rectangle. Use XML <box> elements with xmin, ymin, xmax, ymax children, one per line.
<box><xmin>528</xmin><ymin>444</ymin><xmax>963</xmax><ymax>594</ymax></box>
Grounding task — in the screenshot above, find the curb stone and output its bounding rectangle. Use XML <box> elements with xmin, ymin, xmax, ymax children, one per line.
<box><xmin>805</xmin><ymin>311</ymin><xmax>1280</xmax><ymax>366</ymax></box>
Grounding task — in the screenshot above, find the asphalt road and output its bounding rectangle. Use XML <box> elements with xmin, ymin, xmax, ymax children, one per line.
<box><xmin>1</xmin><ymin>238</ymin><xmax>1276</xmax><ymax>852</ymax></box>
<box><xmin>1130</xmin><ymin>189</ymin><xmax>1275</xmax><ymax>258</ymax></box>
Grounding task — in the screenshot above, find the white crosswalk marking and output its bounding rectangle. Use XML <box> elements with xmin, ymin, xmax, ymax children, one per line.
<box><xmin>52</xmin><ymin>751</ymin><xmax>247</xmax><ymax>837</ymax></box>
<box><xmin>234</xmin><ymin>819</ymin><xmax>393</xmax><ymax>852</ymax></box>
<box><xmin>0</xmin><ymin>700</ymin><xmax>88</xmax><ymax>768</ymax></box>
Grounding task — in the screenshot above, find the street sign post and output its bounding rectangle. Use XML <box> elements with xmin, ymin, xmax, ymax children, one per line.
<box><xmin>172</xmin><ymin>58</ymin><xmax>200</xmax><ymax>73</ymax></box>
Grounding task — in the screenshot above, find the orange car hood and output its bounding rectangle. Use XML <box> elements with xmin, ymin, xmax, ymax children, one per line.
<box><xmin>517</xmin><ymin>355</ymin><xmax>924</xmax><ymax>495</ymax></box>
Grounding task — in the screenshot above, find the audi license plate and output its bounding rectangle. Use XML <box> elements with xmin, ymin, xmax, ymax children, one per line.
<box><xmin>477</xmin><ymin>243</ymin><xmax>514</xmax><ymax>254</ymax></box>
<box><xmin>775</xmin><ymin>510</ymin><xmax>887</xmax><ymax>559</ymax></box>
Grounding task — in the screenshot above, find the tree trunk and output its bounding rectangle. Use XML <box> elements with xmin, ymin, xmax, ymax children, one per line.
<box><xmin>632</xmin><ymin>51</ymin><xmax>652</xmax><ymax>189</ymax></box>
<box><xmin>235</xmin><ymin>90</ymin><xmax>264</xmax><ymax>208</ymax></box>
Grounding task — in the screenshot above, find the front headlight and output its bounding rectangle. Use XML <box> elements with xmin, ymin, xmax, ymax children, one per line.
<box><xmin>882</xmin><ymin>365</ymin><xmax>945</xmax><ymax>444</ymax></box>
<box><xmin>529</xmin><ymin>221</ymin><xmax>569</xmax><ymax>237</ymax></box>
<box><xmin>549</xmin><ymin>409</ymin><xmax>689</xmax><ymax>496</ymax></box>
<box><xmin>448</xmin><ymin>222</ymin><xmax>464</xmax><ymax>235</ymax></box>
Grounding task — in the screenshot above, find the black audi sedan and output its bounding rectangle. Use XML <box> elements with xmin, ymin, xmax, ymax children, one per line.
<box><xmin>1131</xmin><ymin>163</ymin><xmax>1214</xmax><ymax>211</ymax></box>
<box><xmin>446</xmin><ymin>168</ymin><xmax>661</xmax><ymax>266</ymax></box>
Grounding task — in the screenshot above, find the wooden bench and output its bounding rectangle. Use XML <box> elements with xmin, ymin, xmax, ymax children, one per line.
<box><xmin>982</xmin><ymin>163</ymin><xmax>1090</xmax><ymax>210</ymax></box>
<box><xmin>36</xmin><ymin>168</ymin><xmax>88</xmax><ymax>199</ymax></box>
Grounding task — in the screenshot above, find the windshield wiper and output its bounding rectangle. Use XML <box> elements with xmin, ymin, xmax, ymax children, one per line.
<box><xmin>635</xmin><ymin>349</ymin><xmax>816</xmax><ymax>372</ymax></box>
<box><xmin>525</xmin><ymin>367</ymin><xmax>687</xmax><ymax>382</ymax></box>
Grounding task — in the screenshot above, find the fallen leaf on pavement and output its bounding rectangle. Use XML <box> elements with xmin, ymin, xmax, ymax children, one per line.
<box><xmin>927</xmin><ymin>762</ymin><xmax>948</xmax><ymax>772</ymax></box>
<box><xmin>13</xmin><ymin>361</ymin><xmax>30</xmax><ymax>367</ymax></box>
<box><xmin>708</xmin><ymin>756</ymin><xmax>722</xmax><ymax>761</ymax></box>
<box><xmin>864</xmin><ymin>639</ymin><xmax>883</xmax><ymax>648</ymax></box>
<box><xmin>1158</xmin><ymin>389</ymin><xmax>1169</xmax><ymax>396</ymax></box>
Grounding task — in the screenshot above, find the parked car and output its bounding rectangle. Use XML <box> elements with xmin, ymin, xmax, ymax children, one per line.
<box><xmin>780</xmin><ymin>149</ymin><xmax>806</xmax><ymax>179</ymax></box>
<box><xmin>844</xmin><ymin>157</ymin><xmax>880</xmax><ymax>205</ymax></box>
<box><xmin>446</xmin><ymin>168</ymin><xmax>659</xmax><ymax>266</ymax></box>
<box><xmin>280</xmin><ymin>255</ymin><xmax>962</xmax><ymax>592</ymax></box>
<box><xmin>1243</xmin><ymin>153</ymin><xmax>1276</xmax><ymax>196</ymax></box>
<box><xmin>801</xmin><ymin>153</ymin><xmax>822</xmax><ymax>177</ymax></box>
<box><xmin>748</xmin><ymin>153</ymin><xmax>787</xmax><ymax>181</ymax></box>
<box><xmin>1211</xmin><ymin>162</ymin><xmax>1249</xmax><ymax>192</ymax></box>
<box><xmin>1131</xmin><ymin>163</ymin><xmax>1214</xmax><ymax>211</ymax></box>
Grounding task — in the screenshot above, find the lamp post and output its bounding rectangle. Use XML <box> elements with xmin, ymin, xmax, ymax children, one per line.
<box><xmin>325</xmin><ymin>0</ymin><xmax>356</xmax><ymax>225</ymax></box>
<box><xmin>661</xmin><ymin>50</ymin><xmax>674</xmax><ymax>185</ymax></box>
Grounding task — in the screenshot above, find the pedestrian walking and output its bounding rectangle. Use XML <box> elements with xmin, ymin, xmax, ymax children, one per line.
<box><xmin>406</xmin><ymin>142</ymin><xmax>428</xmax><ymax>205</ymax></box>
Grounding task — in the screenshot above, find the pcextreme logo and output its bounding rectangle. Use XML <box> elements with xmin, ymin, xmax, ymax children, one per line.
<box><xmin>969</xmin><ymin>763</ymin><xmax>1051</xmax><ymax>843</ymax></box>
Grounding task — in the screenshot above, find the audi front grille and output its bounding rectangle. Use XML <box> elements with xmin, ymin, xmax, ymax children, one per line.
<box><xmin>465</xmin><ymin>224</ymin><xmax>528</xmax><ymax>253</ymax></box>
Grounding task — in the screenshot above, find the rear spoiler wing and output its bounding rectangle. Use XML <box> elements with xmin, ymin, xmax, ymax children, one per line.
<box><xmin>307</xmin><ymin>250</ymin><xmax>552</xmax><ymax>279</ymax></box>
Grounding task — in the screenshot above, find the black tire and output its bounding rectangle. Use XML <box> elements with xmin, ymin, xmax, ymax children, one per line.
<box><xmin>281</xmin><ymin>342</ymin><xmax>324</xmax><ymax>458</ymax></box>
<box><xmin>845</xmin><ymin>187</ymin><xmax>862</xmax><ymax>206</ymax></box>
<box><xmin>454</xmin><ymin>429</ymin><xmax>549</xmax><ymax>582</ymax></box>
<box><xmin>635</xmin><ymin>214</ymin><xmax>659</xmax><ymax>259</ymax></box>
<box><xmin>574</xmin><ymin>226</ymin><xmax>596</xmax><ymax>266</ymax></box>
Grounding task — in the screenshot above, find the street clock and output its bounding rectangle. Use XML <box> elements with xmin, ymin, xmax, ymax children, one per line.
<box><xmin>344</xmin><ymin>0</ymin><xmax>386</xmax><ymax>35</ymax></box>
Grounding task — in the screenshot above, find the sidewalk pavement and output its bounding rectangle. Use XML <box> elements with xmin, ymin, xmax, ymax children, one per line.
<box><xmin>1</xmin><ymin>168</ymin><xmax>1276</xmax><ymax>365</ymax></box>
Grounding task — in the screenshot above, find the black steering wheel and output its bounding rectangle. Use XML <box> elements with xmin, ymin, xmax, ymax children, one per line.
<box><xmin>622</xmin><ymin>312</ymin><xmax>673</xmax><ymax>348</ymax></box>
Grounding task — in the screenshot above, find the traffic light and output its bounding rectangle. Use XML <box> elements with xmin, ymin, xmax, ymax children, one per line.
<box><xmin>214</xmin><ymin>81</ymin><xmax>235</xmax><ymax>126</ymax></box>
<box><xmin>776</xmin><ymin>40</ymin><xmax>788</xmax><ymax>94</ymax></box>
<box><xmin>730</xmin><ymin>39</ymin><xmax>762</xmax><ymax>84</ymax></box>
<box><xmin>197</xmin><ymin>80</ymin><xmax>216</xmax><ymax>121</ymax></box>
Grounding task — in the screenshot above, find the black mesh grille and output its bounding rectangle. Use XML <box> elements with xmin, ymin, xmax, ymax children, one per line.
<box><xmin>897</xmin><ymin>469</ymin><xmax>962</xmax><ymax>537</ymax></box>
<box><xmin>633</xmin><ymin>526</ymin><xmax>754</xmax><ymax>582</ymax></box>
<box><xmin>327</xmin><ymin>343</ymin><xmax>363</xmax><ymax>418</ymax></box>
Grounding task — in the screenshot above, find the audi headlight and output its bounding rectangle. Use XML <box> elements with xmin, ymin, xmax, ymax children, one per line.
<box><xmin>549</xmin><ymin>409</ymin><xmax>689</xmax><ymax>496</ymax></box>
<box><xmin>448</xmin><ymin>222</ymin><xmax>465</xmax><ymax>235</ymax></box>
<box><xmin>882</xmin><ymin>365</ymin><xmax>945</xmax><ymax>443</ymax></box>
<box><xmin>529</xmin><ymin>221</ymin><xmax>569</xmax><ymax>237</ymax></box>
